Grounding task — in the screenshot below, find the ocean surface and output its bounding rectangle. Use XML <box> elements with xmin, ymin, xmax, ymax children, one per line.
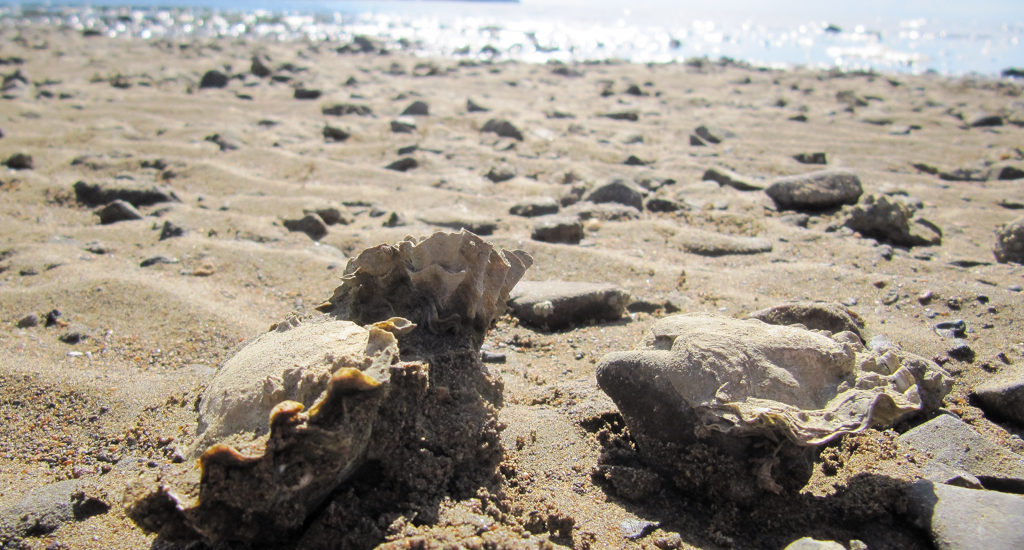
<box><xmin>1</xmin><ymin>0</ymin><xmax>1021</xmax><ymax>76</ymax></box>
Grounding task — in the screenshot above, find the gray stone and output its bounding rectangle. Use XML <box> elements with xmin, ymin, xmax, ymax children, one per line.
<box><xmin>793</xmin><ymin>152</ymin><xmax>828</xmax><ymax>165</ymax></box>
<box><xmin>844</xmin><ymin>194</ymin><xmax>942</xmax><ymax>247</ymax></box>
<box><xmin>531</xmin><ymin>217</ymin><xmax>583</xmax><ymax>244</ymax></box>
<box><xmin>250</xmin><ymin>55</ymin><xmax>271</xmax><ymax>77</ymax></box>
<box><xmin>293</xmin><ymin>87</ymin><xmax>321</xmax><ymax>100</ymax></box>
<box><xmin>466</xmin><ymin>98</ymin><xmax>489</xmax><ymax>113</ymax></box>
<box><xmin>4</xmin><ymin>152</ymin><xmax>33</xmax><ymax>170</ymax></box>
<box><xmin>322</xmin><ymin>103</ymin><xmax>372</xmax><ymax>116</ymax></box>
<box><xmin>747</xmin><ymin>301</ymin><xmax>865</xmax><ymax>340</ymax></box>
<box><xmin>390</xmin><ymin>119</ymin><xmax>417</xmax><ymax>133</ymax></box>
<box><xmin>73</xmin><ymin>180</ymin><xmax>177</xmax><ymax>208</ymax></box>
<box><xmin>604</xmin><ymin>111</ymin><xmax>639</xmax><ymax>122</ymax></box>
<box><xmin>283</xmin><ymin>214</ymin><xmax>329</xmax><ymax>241</ymax></box>
<box><xmin>139</xmin><ymin>255</ymin><xmax>178</xmax><ymax>268</ymax></box>
<box><xmin>0</xmin><ymin>480</ymin><xmax>108</xmax><ymax>541</ymax></box>
<box><xmin>323</xmin><ymin>124</ymin><xmax>350</xmax><ymax>142</ymax></box>
<box><xmin>693</xmin><ymin>125</ymin><xmax>734</xmax><ymax>144</ymax></box>
<box><xmin>997</xmin><ymin>166</ymin><xmax>1024</xmax><ymax>181</ymax></box>
<box><xmin>304</xmin><ymin>207</ymin><xmax>348</xmax><ymax>226</ymax></box>
<box><xmin>199</xmin><ymin>69</ymin><xmax>229</xmax><ymax>89</ymax></box>
<box><xmin>904</xmin><ymin>480</ymin><xmax>1024</xmax><ymax>550</ymax></box>
<box><xmin>485</xmin><ymin>166</ymin><xmax>516</xmax><ymax>183</ymax></box>
<box><xmin>994</xmin><ymin>217</ymin><xmax>1024</xmax><ymax>264</ymax></box>
<box><xmin>766</xmin><ymin>169</ymin><xmax>863</xmax><ymax>211</ymax></box>
<box><xmin>401</xmin><ymin>100</ymin><xmax>429</xmax><ymax>116</ymax></box>
<box><xmin>783</xmin><ymin>538</ymin><xmax>845</xmax><ymax>550</ymax></box>
<box><xmin>676</xmin><ymin>228</ymin><xmax>772</xmax><ymax>256</ymax></box>
<box><xmin>586</xmin><ymin>179</ymin><xmax>645</xmax><ymax>210</ymax></box>
<box><xmin>569</xmin><ymin>203</ymin><xmax>640</xmax><ymax>221</ymax></box>
<box><xmin>481</xmin><ymin>119</ymin><xmax>523</xmax><ymax>141</ymax></box>
<box><xmin>96</xmin><ymin>199</ymin><xmax>144</xmax><ymax>224</ymax></box>
<box><xmin>898</xmin><ymin>414</ymin><xmax>1024</xmax><ymax>492</ymax></box>
<box><xmin>385</xmin><ymin>157</ymin><xmax>418</xmax><ymax>172</ymax></box>
<box><xmin>645</xmin><ymin>197</ymin><xmax>684</xmax><ymax>212</ymax></box>
<box><xmin>939</xmin><ymin>167</ymin><xmax>990</xmax><ymax>182</ymax></box>
<box><xmin>702</xmin><ymin>166</ymin><xmax>764</xmax><ymax>191</ymax></box>
<box><xmin>974</xmin><ymin>371</ymin><xmax>1024</xmax><ymax>427</ymax></box>
<box><xmin>205</xmin><ymin>132</ymin><xmax>241</xmax><ymax>151</ymax></box>
<box><xmin>836</xmin><ymin>90</ymin><xmax>868</xmax><ymax>108</ymax></box>
<box><xmin>969</xmin><ymin>113</ymin><xmax>1005</xmax><ymax>127</ymax></box>
<box><xmin>510</xmin><ymin>197</ymin><xmax>559</xmax><ymax>217</ymax></box>
<box><xmin>509</xmin><ymin>281</ymin><xmax>630</xmax><ymax>330</ymax></box>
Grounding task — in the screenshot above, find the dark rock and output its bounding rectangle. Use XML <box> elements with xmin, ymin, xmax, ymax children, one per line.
<box><xmin>96</xmin><ymin>200</ymin><xmax>144</xmax><ymax>224</ymax></box>
<box><xmin>396</xmin><ymin>144</ymin><xmax>418</xmax><ymax>156</ymax></box>
<box><xmin>531</xmin><ymin>217</ymin><xmax>584</xmax><ymax>244</ymax></box>
<box><xmin>481</xmin><ymin>351</ymin><xmax>506</xmax><ymax>364</ymax></box>
<box><xmin>304</xmin><ymin>207</ymin><xmax>348</xmax><ymax>226</ymax></box>
<box><xmin>603</xmin><ymin>111</ymin><xmax>639</xmax><ymax>122</ymax></box>
<box><xmin>198</xmin><ymin>70</ymin><xmax>229</xmax><ymax>89</ymax></box>
<box><xmin>385</xmin><ymin>157</ymin><xmax>418</xmax><ymax>172</ymax></box>
<box><xmin>793</xmin><ymin>152</ymin><xmax>827</xmax><ymax>165</ymax></box>
<box><xmin>998</xmin><ymin>166</ymin><xmax>1024</xmax><ymax>180</ymax></box>
<box><xmin>417</xmin><ymin>210</ymin><xmax>497</xmax><ymax>236</ymax></box>
<box><xmin>676</xmin><ymin>228</ymin><xmax>773</xmax><ymax>256</ymax></box>
<box><xmin>766</xmin><ymin>169</ymin><xmax>863</xmax><ymax>211</ymax></box>
<box><xmin>903</xmin><ymin>480</ymin><xmax>1024</xmax><ymax>550</ymax></box>
<box><xmin>836</xmin><ymin>90</ymin><xmax>868</xmax><ymax>108</ymax></box>
<box><xmin>73</xmin><ymin>181</ymin><xmax>177</xmax><ymax>208</ymax></box>
<box><xmin>974</xmin><ymin>371</ymin><xmax>1024</xmax><ymax>427</ymax></box>
<box><xmin>748</xmin><ymin>301</ymin><xmax>865</xmax><ymax>340</ymax></box>
<box><xmin>251</xmin><ymin>55</ymin><xmax>271</xmax><ymax>77</ymax></box>
<box><xmin>158</xmin><ymin>220</ymin><xmax>185</xmax><ymax>240</ymax></box>
<box><xmin>934</xmin><ymin>320</ymin><xmax>967</xmax><ymax>339</ymax></box>
<box><xmin>485</xmin><ymin>166</ymin><xmax>515</xmax><ymax>183</ymax></box>
<box><xmin>693</xmin><ymin>125</ymin><xmax>734</xmax><ymax>144</ymax></box>
<box><xmin>338</xmin><ymin>35</ymin><xmax>381</xmax><ymax>54</ymax></box>
<box><xmin>44</xmin><ymin>309</ymin><xmax>61</xmax><ymax>327</ymax></box>
<box><xmin>702</xmin><ymin>166</ymin><xmax>764</xmax><ymax>191</ymax></box>
<box><xmin>550</xmin><ymin>64</ymin><xmax>583</xmax><ymax>77</ymax></box>
<box><xmin>466</xmin><ymin>99</ymin><xmax>489</xmax><ymax>113</ymax></box>
<box><xmin>283</xmin><ymin>214</ymin><xmax>328</xmax><ymax>241</ymax></box>
<box><xmin>323</xmin><ymin>125</ymin><xmax>350</xmax><ymax>143</ymax></box>
<box><xmin>509</xmin><ymin>281</ymin><xmax>630</xmax><ymax>330</ymax></box>
<box><xmin>510</xmin><ymin>197</ymin><xmax>559</xmax><ymax>217</ymax></box>
<box><xmin>401</xmin><ymin>100</ymin><xmax>429</xmax><ymax>116</ymax></box>
<box><xmin>898</xmin><ymin>414</ymin><xmax>1024</xmax><ymax>492</ymax></box>
<box><xmin>382</xmin><ymin>211</ymin><xmax>407</xmax><ymax>228</ymax></box>
<box><xmin>623</xmin><ymin>155</ymin><xmax>649</xmax><ymax>166</ymax></box>
<box><xmin>322</xmin><ymin>103</ymin><xmax>372</xmax><ymax>116</ymax></box>
<box><xmin>789</xmin><ymin>113</ymin><xmax>809</xmax><ymax>122</ymax></box>
<box><xmin>204</xmin><ymin>133</ymin><xmax>241</xmax><ymax>152</ymax></box>
<box><xmin>948</xmin><ymin>339</ymin><xmax>975</xmax><ymax>361</ymax></box>
<box><xmin>689</xmin><ymin>134</ymin><xmax>707</xmax><ymax>146</ymax></box>
<box><xmin>140</xmin><ymin>255</ymin><xmax>178</xmax><ymax>267</ymax></box>
<box><xmin>994</xmin><ymin>217</ymin><xmax>1024</xmax><ymax>264</ymax></box>
<box><xmin>645</xmin><ymin>197</ymin><xmax>683</xmax><ymax>212</ymax></box>
<box><xmin>59</xmin><ymin>328</ymin><xmax>89</xmax><ymax>344</ymax></box>
<box><xmin>16</xmin><ymin>313</ymin><xmax>39</xmax><ymax>328</ymax></box>
<box><xmin>0</xmin><ymin>480</ymin><xmax>108</xmax><ymax>541</ymax></box>
<box><xmin>939</xmin><ymin>167</ymin><xmax>990</xmax><ymax>182</ymax></box>
<box><xmin>585</xmin><ymin>179</ymin><xmax>645</xmax><ymax>210</ymax></box>
<box><xmin>390</xmin><ymin>119</ymin><xmax>416</xmax><ymax>133</ymax></box>
<box><xmin>4</xmin><ymin>152</ymin><xmax>33</xmax><ymax>170</ymax></box>
<box><xmin>843</xmin><ymin>194</ymin><xmax>942</xmax><ymax>247</ymax></box>
<box><xmin>970</xmin><ymin>114</ymin><xmax>1005</xmax><ymax>127</ymax></box>
<box><xmin>623</xmin><ymin>84</ymin><xmax>647</xmax><ymax>97</ymax></box>
<box><xmin>293</xmin><ymin>87</ymin><xmax>321</xmax><ymax>100</ymax></box>
<box><xmin>481</xmin><ymin>119</ymin><xmax>524</xmax><ymax>141</ymax></box>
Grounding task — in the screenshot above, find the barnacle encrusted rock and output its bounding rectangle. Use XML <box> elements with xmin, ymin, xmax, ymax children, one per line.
<box><xmin>125</xmin><ymin>231</ymin><xmax>532</xmax><ymax>547</ymax></box>
<box><xmin>596</xmin><ymin>313</ymin><xmax>950</xmax><ymax>500</ymax></box>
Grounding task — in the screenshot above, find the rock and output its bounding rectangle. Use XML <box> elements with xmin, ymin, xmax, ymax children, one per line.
<box><xmin>466</xmin><ymin>98</ymin><xmax>489</xmax><ymax>112</ymax></box>
<box><xmin>994</xmin><ymin>217</ymin><xmax>1024</xmax><ymax>264</ymax></box>
<box><xmin>603</xmin><ymin>111</ymin><xmax>639</xmax><ymax>122</ymax></box>
<box><xmin>783</xmin><ymin>538</ymin><xmax>845</xmax><ymax>550</ymax></box>
<box><xmin>0</xmin><ymin>480</ymin><xmax>108</xmax><ymax>541</ymax></box>
<box><xmin>43</xmin><ymin>309</ymin><xmax>61</xmax><ymax>327</ymax></box>
<box><xmin>693</xmin><ymin>125</ymin><xmax>734</xmax><ymax>144</ymax></box>
<box><xmin>645</xmin><ymin>197</ymin><xmax>683</xmax><ymax>212</ymax></box>
<box><xmin>509</xmin><ymin>281</ymin><xmax>630</xmax><ymax>330</ymax></box>
<box><xmin>904</xmin><ymin>480</ymin><xmax>1024</xmax><ymax>550</ymax></box>
<box><xmin>199</xmin><ymin>69</ymin><xmax>229</xmax><ymax>89</ymax></box>
<box><xmin>3</xmin><ymin>152</ymin><xmax>32</xmax><ymax>170</ymax></box>
<box><xmin>934</xmin><ymin>320</ymin><xmax>966</xmax><ymax>339</ymax></box>
<box><xmin>843</xmin><ymin>194</ymin><xmax>942</xmax><ymax>247</ymax></box>
<box><xmin>139</xmin><ymin>256</ymin><xmax>178</xmax><ymax>268</ymax></box>
<box><xmin>385</xmin><ymin>157</ymin><xmax>418</xmax><ymax>172</ymax></box>
<box><xmin>485</xmin><ymin>166</ymin><xmax>515</xmax><ymax>183</ymax></box>
<box><xmin>898</xmin><ymin>414</ymin><xmax>1024</xmax><ymax>492</ymax></box>
<box><xmin>789</xmin><ymin>113</ymin><xmax>809</xmax><ymax>122</ymax></box>
<box><xmin>597</xmin><ymin>314</ymin><xmax>951</xmax><ymax>498</ymax></box>
<box><xmin>417</xmin><ymin>210</ymin><xmax>497</xmax><ymax>236</ymax></box>
<box><xmin>793</xmin><ymin>152</ymin><xmax>827</xmax><ymax>165</ymax></box>
<box><xmin>250</xmin><ymin>55</ymin><xmax>272</xmax><ymax>77</ymax></box>
<box><xmin>73</xmin><ymin>180</ymin><xmax>177</xmax><ymax>208</ymax></box>
<box><xmin>939</xmin><ymin>167</ymin><xmax>989</xmax><ymax>182</ymax></box>
<box><xmin>304</xmin><ymin>207</ymin><xmax>348</xmax><ymax>226</ymax></box>
<box><xmin>836</xmin><ymin>90</ymin><xmax>868</xmax><ymax>108</ymax></box>
<box><xmin>205</xmin><ymin>133</ymin><xmax>241</xmax><ymax>151</ymax></box>
<box><xmin>400</xmin><ymin>100</ymin><xmax>429</xmax><ymax>116</ymax></box>
<box><xmin>293</xmin><ymin>87</ymin><xmax>321</xmax><ymax>100</ymax></box>
<box><xmin>973</xmin><ymin>371</ymin><xmax>1024</xmax><ymax>427</ymax></box>
<box><xmin>509</xmin><ymin>197</ymin><xmax>559</xmax><ymax>217</ymax></box>
<box><xmin>969</xmin><ymin>113</ymin><xmax>1005</xmax><ymax>127</ymax></box>
<box><xmin>283</xmin><ymin>214</ymin><xmax>329</xmax><ymax>241</ymax></box>
<box><xmin>322</xmin><ymin>124</ymin><xmax>350</xmax><ymax>143</ymax></box>
<box><xmin>585</xmin><ymin>179</ymin><xmax>645</xmax><ymax>210</ymax></box>
<box><xmin>623</xmin><ymin>155</ymin><xmax>650</xmax><ymax>166</ymax></box>
<box><xmin>481</xmin><ymin>119</ymin><xmax>523</xmax><ymax>141</ymax></box>
<box><xmin>747</xmin><ymin>301</ymin><xmax>865</xmax><ymax>340</ymax></box>
<box><xmin>16</xmin><ymin>313</ymin><xmax>39</xmax><ymax>328</ymax></box>
<box><xmin>531</xmin><ymin>217</ymin><xmax>584</xmax><ymax>244</ymax></box>
<box><xmin>390</xmin><ymin>119</ymin><xmax>417</xmax><ymax>133</ymax></box>
<box><xmin>702</xmin><ymin>166</ymin><xmax>764</xmax><ymax>191</ymax></box>
<box><xmin>158</xmin><ymin>220</ymin><xmax>185</xmax><ymax>240</ymax></box>
<box><xmin>620</xmin><ymin>519</ymin><xmax>659</xmax><ymax>540</ymax></box>
<box><xmin>676</xmin><ymin>228</ymin><xmax>772</xmax><ymax>256</ymax></box>
<box><xmin>766</xmin><ymin>169</ymin><xmax>863</xmax><ymax>211</ymax></box>
<box><xmin>569</xmin><ymin>202</ymin><xmax>640</xmax><ymax>221</ymax></box>
<box><xmin>997</xmin><ymin>166</ymin><xmax>1024</xmax><ymax>180</ymax></box>
<box><xmin>689</xmin><ymin>134</ymin><xmax>707</xmax><ymax>146</ymax></box>
<box><xmin>322</xmin><ymin>103</ymin><xmax>372</xmax><ymax>116</ymax></box>
<box><xmin>96</xmin><ymin>200</ymin><xmax>144</xmax><ymax>224</ymax></box>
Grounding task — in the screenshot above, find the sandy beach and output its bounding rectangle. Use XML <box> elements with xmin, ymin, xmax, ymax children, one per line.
<box><xmin>1</xmin><ymin>20</ymin><xmax>1024</xmax><ymax>550</ymax></box>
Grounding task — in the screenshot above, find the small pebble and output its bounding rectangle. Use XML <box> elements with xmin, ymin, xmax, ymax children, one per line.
<box><xmin>917</xmin><ymin>290</ymin><xmax>933</xmax><ymax>304</ymax></box>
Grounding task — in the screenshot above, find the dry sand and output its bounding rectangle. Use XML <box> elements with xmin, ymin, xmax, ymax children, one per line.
<box><xmin>1</xmin><ymin>23</ymin><xmax>1023</xmax><ymax>550</ymax></box>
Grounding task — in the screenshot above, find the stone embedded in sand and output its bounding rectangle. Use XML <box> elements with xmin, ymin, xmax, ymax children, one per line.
<box><xmin>96</xmin><ymin>199</ymin><xmax>144</xmax><ymax>224</ymax></box>
<box><xmin>586</xmin><ymin>179</ymin><xmax>646</xmax><ymax>210</ymax></box>
<box><xmin>531</xmin><ymin>216</ymin><xmax>584</xmax><ymax>244</ymax></box>
<box><xmin>198</xmin><ymin>69</ymin><xmax>229</xmax><ymax>89</ymax></box>
<box><xmin>843</xmin><ymin>194</ymin><xmax>942</xmax><ymax>247</ymax></box>
<box><xmin>676</xmin><ymin>227</ymin><xmax>773</xmax><ymax>256</ymax></box>
<box><xmin>596</xmin><ymin>313</ymin><xmax>950</xmax><ymax>496</ymax></box>
<box><xmin>702</xmin><ymin>166</ymin><xmax>764</xmax><ymax>191</ymax></box>
<box><xmin>509</xmin><ymin>281</ymin><xmax>630</xmax><ymax>330</ymax></box>
<box><xmin>4</xmin><ymin>152</ymin><xmax>33</xmax><ymax>170</ymax></box>
<box><xmin>481</xmin><ymin>118</ymin><xmax>524</xmax><ymax>141</ymax></box>
<box><xmin>509</xmin><ymin>197</ymin><xmax>559</xmax><ymax>217</ymax></box>
<box><xmin>973</xmin><ymin>370</ymin><xmax>1024</xmax><ymax>426</ymax></box>
<box><xmin>401</xmin><ymin>100</ymin><xmax>429</xmax><ymax>116</ymax></box>
<box><xmin>904</xmin><ymin>480</ymin><xmax>1024</xmax><ymax>550</ymax></box>
<box><xmin>994</xmin><ymin>217</ymin><xmax>1024</xmax><ymax>264</ymax></box>
<box><xmin>73</xmin><ymin>180</ymin><xmax>178</xmax><ymax>208</ymax></box>
<box><xmin>748</xmin><ymin>301</ymin><xmax>865</xmax><ymax>341</ymax></box>
<box><xmin>283</xmin><ymin>213</ymin><xmax>328</xmax><ymax>241</ymax></box>
<box><xmin>766</xmin><ymin>169</ymin><xmax>863</xmax><ymax>211</ymax></box>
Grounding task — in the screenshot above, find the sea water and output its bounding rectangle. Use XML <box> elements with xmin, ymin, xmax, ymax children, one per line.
<box><xmin>1</xmin><ymin>0</ymin><xmax>1021</xmax><ymax>76</ymax></box>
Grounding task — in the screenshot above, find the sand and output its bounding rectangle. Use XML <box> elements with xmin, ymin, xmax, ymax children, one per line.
<box><xmin>1</xmin><ymin>22</ymin><xmax>1023</xmax><ymax>550</ymax></box>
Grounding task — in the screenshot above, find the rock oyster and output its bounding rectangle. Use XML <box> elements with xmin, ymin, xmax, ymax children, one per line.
<box><xmin>126</xmin><ymin>231</ymin><xmax>531</xmax><ymax>547</ymax></box>
<box><xmin>596</xmin><ymin>313</ymin><xmax>950</xmax><ymax>499</ymax></box>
